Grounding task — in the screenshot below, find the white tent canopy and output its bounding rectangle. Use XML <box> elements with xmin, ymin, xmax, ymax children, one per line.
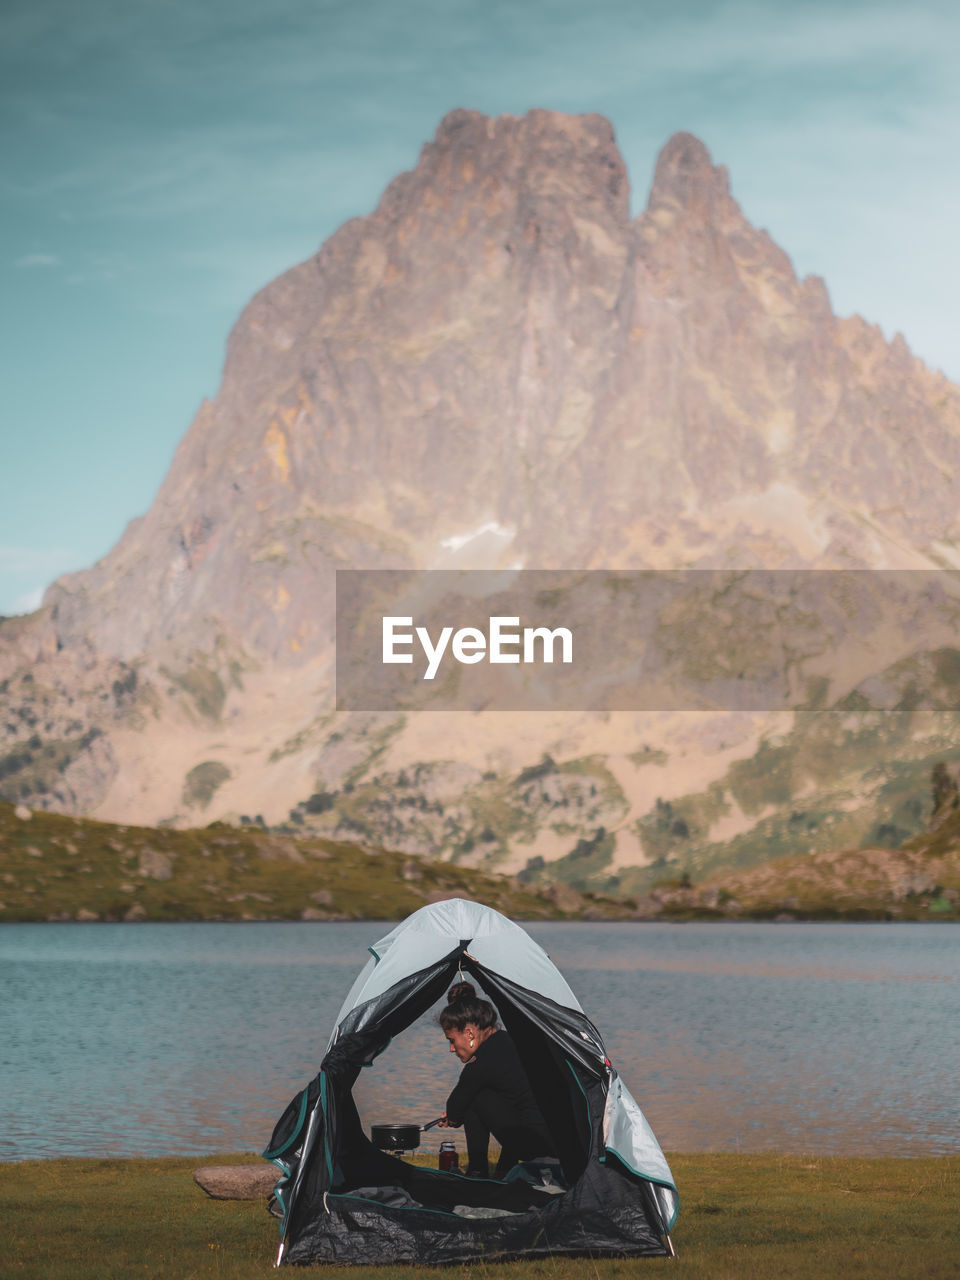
<box><xmin>333</xmin><ymin>898</ymin><xmax>585</xmax><ymax>1029</ymax></box>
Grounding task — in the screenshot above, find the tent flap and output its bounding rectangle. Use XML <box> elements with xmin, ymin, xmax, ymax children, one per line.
<box><xmin>602</xmin><ymin>1073</ymin><xmax>676</xmax><ymax>1192</ymax></box>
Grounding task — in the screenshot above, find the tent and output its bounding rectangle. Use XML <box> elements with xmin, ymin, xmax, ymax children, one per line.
<box><xmin>264</xmin><ymin>899</ymin><xmax>679</xmax><ymax>1265</ymax></box>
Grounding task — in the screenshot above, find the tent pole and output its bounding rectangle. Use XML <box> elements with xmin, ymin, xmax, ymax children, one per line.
<box><xmin>275</xmin><ymin>1240</ymin><xmax>286</xmax><ymax>1267</ymax></box>
<box><xmin>664</xmin><ymin>1233</ymin><xmax>677</xmax><ymax>1258</ymax></box>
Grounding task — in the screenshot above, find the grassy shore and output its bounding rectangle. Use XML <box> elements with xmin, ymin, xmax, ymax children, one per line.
<box><xmin>0</xmin><ymin>800</ymin><xmax>629</xmax><ymax>924</ymax></box>
<box><xmin>4</xmin><ymin>796</ymin><xmax>960</xmax><ymax>924</ymax></box>
<box><xmin>1</xmin><ymin>1152</ymin><xmax>956</xmax><ymax>1279</ymax></box>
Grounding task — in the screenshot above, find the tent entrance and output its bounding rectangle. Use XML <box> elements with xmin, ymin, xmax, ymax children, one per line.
<box><xmin>328</xmin><ymin>951</ymin><xmax>597</xmax><ymax>1205</ymax></box>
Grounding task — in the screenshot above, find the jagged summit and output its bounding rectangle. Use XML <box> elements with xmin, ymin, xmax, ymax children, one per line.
<box><xmin>645</xmin><ymin>130</ymin><xmax>728</xmax><ymax>211</ymax></box>
<box><xmin>369</xmin><ymin>107</ymin><xmax>629</xmax><ymax>245</ymax></box>
<box><xmin>429</xmin><ymin>105</ymin><xmax>623</xmax><ymax>164</ymax></box>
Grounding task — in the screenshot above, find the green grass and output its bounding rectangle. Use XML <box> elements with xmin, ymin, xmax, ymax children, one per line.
<box><xmin>618</xmin><ymin>645</ymin><xmax>960</xmax><ymax>896</ymax></box>
<box><xmin>0</xmin><ymin>800</ymin><xmax>591</xmax><ymax>923</ymax></box>
<box><xmin>0</xmin><ymin>1152</ymin><xmax>956</xmax><ymax>1279</ymax></box>
<box><xmin>0</xmin><ymin>728</ymin><xmax>105</xmax><ymax>805</ymax></box>
<box><xmin>181</xmin><ymin>763</ymin><xmax>232</xmax><ymax>810</ymax></box>
<box><xmin>158</xmin><ymin>662</ymin><xmax>228</xmax><ymax>722</ymax></box>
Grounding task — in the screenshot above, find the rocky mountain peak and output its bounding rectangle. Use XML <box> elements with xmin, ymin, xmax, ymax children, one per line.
<box><xmin>366</xmin><ymin>106</ymin><xmax>631</xmax><ymax>270</ymax></box>
<box><xmin>412</xmin><ymin>107</ymin><xmax>629</xmax><ymax>215</ymax></box>
<box><xmin>645</xmin><ymin>130</ymin><xmax>729</xmax><ymax>216</ymax></box>
<box><xmin>30</xmin><ymin>108</ymin><xmax>960</xmax><ymax>675</ymax></box>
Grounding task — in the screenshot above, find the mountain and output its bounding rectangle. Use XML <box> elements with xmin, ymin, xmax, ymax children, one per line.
<box><xmin>3</xmin><ymin>108</ymin><xmax>960</xmax><ymax>895</ymax></box>
<box><xmin>635</xmin><ymin>764</ymin><xmax>960</xmax><ymax>921</ymax></box>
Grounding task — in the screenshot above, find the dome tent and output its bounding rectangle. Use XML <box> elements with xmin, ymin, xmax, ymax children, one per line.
<box><xmin>264</xmin><ymin>899</ymin><xmax>679</xmax><ymax>1265</ymax></box>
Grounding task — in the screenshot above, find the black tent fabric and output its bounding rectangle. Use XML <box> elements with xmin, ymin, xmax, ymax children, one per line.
<box><xmin>264</xmin><ymin>900</ymin><xmax>678</xmax><ymax>1265</ymax></box>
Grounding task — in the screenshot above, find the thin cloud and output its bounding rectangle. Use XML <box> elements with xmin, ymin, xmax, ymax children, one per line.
<box><xmin>14</xmin><ymin>252</ymin><xmax>60</xmax><ymax>267</ymax></box>
<box><xmin>0</xmin><ymin>545</ymin><xmax>74</xmax><ymax>571</ymax></box>
<box><xmin>0</xmin><ymin>545</ymin><xmax>87</xmax><ymax>579</ymax></box>
<box><xmin>9</xmin><ymin>585</ymin><xmax>46</xmax><ymax>616</ymax></box>
<box><xmin>0</xmin><ymin>546</ymin><xmax>89</xmax><ymax>616</ymax></box>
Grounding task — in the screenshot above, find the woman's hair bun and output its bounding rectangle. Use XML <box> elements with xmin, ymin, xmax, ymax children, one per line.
<box><xmin>447</xmin><ymin>981</ymin><xmax>476</xmax><ymax>1003</ymax></box>
<box><xmin>438</xmin><ymin>980</ymin><xmax>498</xmax><ymax>1032</ymax></box>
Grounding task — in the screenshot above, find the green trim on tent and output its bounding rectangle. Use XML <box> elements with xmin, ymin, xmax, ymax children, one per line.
<box><xmin>262</xmin><ymin>1087</ymin><xmax>310</xmax><ymax>1159</ymax></box>
<box><xmin>565</xmin><ymin>1058</ymin><xmax>593</xmax><ymax>1151</ymax></box>
<box><xmin>320</xmin><ymin>1071</ymin><xmax>334</xmax><ymax>1184</ymax></box>
<box><xmin>602</xmin><ymin>1148</ymin><xmax>679</xmax><ymax>1230</ymax></box>
<box><xmin>267</xmin><ymin>1164</ymin><xmax>289</xmax><ymax>1226</ymax></box>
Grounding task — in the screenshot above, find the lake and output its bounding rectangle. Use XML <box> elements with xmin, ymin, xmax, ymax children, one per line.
<box><xmin>1</xmin><ymin>921</ymin><xmax>957</xmax><ymax>1162</ymax></box>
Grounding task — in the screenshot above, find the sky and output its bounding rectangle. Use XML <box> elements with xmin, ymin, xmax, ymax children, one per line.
<box><xmin>2</xmin><ymin>0</ymin><xmax>959</xmax><ymax>616</ymax></box>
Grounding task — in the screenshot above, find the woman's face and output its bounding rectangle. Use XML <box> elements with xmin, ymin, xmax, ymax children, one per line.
<box><xmin>445</xmin><ymin>1023</ymin><xmax>480</xmax><ymax>1063</ymax></box>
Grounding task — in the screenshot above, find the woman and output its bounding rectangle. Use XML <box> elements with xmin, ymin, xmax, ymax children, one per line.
<box><xmin>438</xmin><ymin>981</ymin><xmax>556</xmax><ymax>1178</ymax></box>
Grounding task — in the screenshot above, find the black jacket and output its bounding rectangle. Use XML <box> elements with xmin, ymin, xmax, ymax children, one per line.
<box><xmin>445</xmin><ymin>1030</ymin><xmax>550</xmax><ymax>1138</ymax></box>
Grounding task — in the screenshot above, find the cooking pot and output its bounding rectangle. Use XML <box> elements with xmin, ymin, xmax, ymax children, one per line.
<box><xmin>370</xmin><ymin>1117</ymin><xmax>444</xmax><ymax>1152</ymax></box>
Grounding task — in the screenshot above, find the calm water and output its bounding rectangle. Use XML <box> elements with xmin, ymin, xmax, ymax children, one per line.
<box><xmin>0</xmin><ymin>921</ymin><xmax>957</xmax><ymax>1161</ymax></box>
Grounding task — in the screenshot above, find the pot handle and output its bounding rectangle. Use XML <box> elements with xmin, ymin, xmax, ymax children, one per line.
<box><xmin>421</xmin><ymin>1116</ymin><xmax>445</xmax><ymax>1132</ymax></box>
